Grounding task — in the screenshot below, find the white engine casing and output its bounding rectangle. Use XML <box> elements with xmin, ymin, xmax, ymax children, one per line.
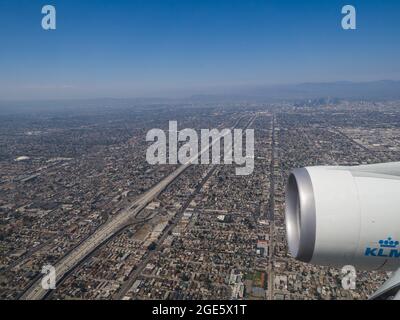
<box><xmin>285</xmin><ymin>162</ymin><xmax>400</xmax><ymax>271</ymax></box>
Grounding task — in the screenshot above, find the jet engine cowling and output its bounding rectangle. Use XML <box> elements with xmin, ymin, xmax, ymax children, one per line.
<box><xmin>285</xmin><ymin>162</ymin><xmax>400</xmax><ymax>271</ymax></box>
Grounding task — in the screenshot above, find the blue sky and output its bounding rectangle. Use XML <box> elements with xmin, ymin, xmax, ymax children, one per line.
<box><xmin>0</xmin><ymin>0</ymin><xmax>399</xmax><ymax>99</ymax></box>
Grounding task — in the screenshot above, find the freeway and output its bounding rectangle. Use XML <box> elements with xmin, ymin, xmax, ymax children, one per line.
<box><xmin>20</xmin><ymin>164</ymin><xmax>189</xmax><ymax>300</ymax></box>
<box><xmin>20</xmin><ymin>115</ymin><xmax>249</xmax><ymax>300</ymax></box>
<box><xmin>115</xmin><ymin>114</ymin><xmax>257</xmax><ymax>299</ymax></box>
<box><xmin>115</xmin><ymin>164</ymin><xmax>218</xmax><ymax>299</ymax></box>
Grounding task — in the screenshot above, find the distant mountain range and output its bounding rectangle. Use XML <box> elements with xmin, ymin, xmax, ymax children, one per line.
<box><xmin>189</xmin><ymin>80</ymin><xmax>400</xmax><ymax>102</ymax></box>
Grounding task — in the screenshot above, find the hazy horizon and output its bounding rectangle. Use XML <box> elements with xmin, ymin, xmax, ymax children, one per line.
<box><xmin>1</xmin><ymin>79</ymin><xmax>400</xmax><ymax>104</ymax></box>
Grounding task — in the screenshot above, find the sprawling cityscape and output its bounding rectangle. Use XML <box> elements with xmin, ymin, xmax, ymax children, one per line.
<box><xmin>0</xmin><ymin>0</ymin><xmax>399</xmax><ymax>309</ymax></box>
<box><xmin>1</xmin><ymin>99</ymin><xmax>399</xmax><ymax>300</ymax></box>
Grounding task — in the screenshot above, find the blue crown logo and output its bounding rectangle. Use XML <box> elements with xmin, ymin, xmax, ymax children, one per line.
<box><xmin>379</xmin><ymin>237</ymin><xmax>399</xmax><ymax>248</ymax></box>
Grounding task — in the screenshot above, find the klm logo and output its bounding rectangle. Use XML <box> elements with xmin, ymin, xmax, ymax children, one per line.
<box><xmin>365</xmin><ymin>237</ymin><xmax>400</xmax><ymax>258</ymax></box>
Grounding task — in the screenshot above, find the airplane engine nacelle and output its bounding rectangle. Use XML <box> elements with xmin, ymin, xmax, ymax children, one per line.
<box><xmin>285</xmin><ymin>162</ymin><xmax>400</xmax><ymax>271</ymax></box>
